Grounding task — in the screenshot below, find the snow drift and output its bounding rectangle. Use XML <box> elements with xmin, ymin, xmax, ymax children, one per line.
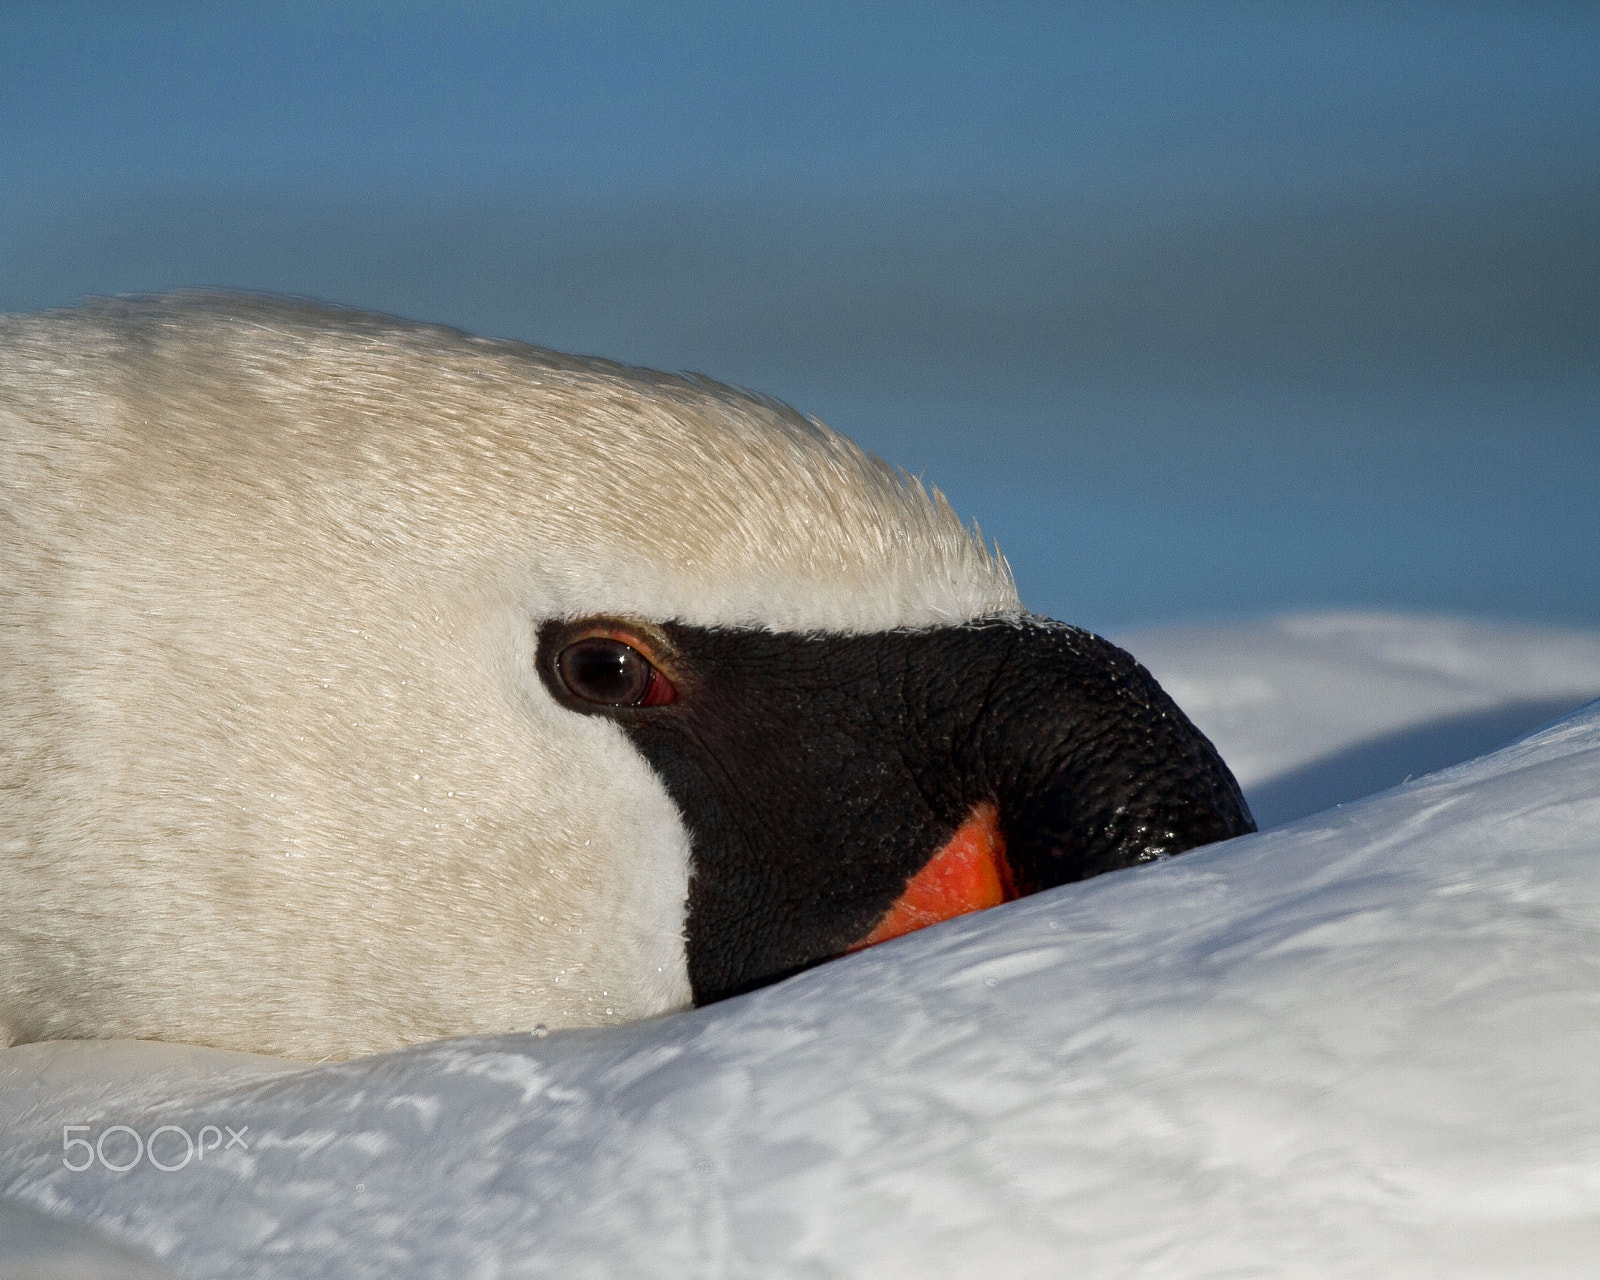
<box><xmin>1121</xmin><ymin>610</ymin><xmax>1600</xmax><ymax>827</ymax></box>
<box><xmin>3</xmin><ymin>612</ymin><xmax>1599</xmax><ymax>1278</ymax></box>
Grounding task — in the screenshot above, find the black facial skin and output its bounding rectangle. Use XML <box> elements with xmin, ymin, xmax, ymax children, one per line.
<box><xmin>538</xmin><ymin>617</ymin><xmax>1255</xmax><ymax>1005</ymax></box>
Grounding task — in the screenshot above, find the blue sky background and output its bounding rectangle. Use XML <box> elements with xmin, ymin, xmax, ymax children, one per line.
<box><xmin>4</xmin><ymin>1</ymin><xmax>1597</xmax><ymax>631</ymax></box>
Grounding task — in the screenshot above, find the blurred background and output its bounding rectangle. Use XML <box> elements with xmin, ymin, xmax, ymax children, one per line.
<box><xmin>4</xmin><ymin>1</ymin><xmax>1597</xmax><ymax>634</ymax></box>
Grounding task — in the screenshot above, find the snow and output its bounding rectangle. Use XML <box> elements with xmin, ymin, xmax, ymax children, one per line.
<box><xmin>0</xmin><ymin>1197</ymin><xmax>178</xmax><ymax>1279</ymax></box>
<box><xmin>4</xmin><ymin>612</ymin><xmax>1600</xmax><ymax>1279</ymax></box>
<box><xmin>1119</xmin><ymin>611</ymin><xmax>1600</xmax><ymax>827</ymax></box>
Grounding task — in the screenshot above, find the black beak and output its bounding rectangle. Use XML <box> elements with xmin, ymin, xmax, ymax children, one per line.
<box><xmin>958</xmin><ymin>619</ymin><xmax>1253</xmax><ymax>894</ymax></box>
<box><xmin>539</xmin><ymin>616</ymin><xmax>1255</xmax><ymax>1005</ymax></box>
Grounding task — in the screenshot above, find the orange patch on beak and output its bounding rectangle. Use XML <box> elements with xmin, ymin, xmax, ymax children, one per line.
<box><xmin>849</xmin><ymin>802</ymin><xmax>1015</xmax><ymax>951</ymax></box>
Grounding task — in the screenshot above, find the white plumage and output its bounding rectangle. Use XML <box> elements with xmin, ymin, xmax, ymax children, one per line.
<box><xmin>0</xmin><ymin>294</ymin><xmax>1017</xmax><ymax>1060</ymax></box>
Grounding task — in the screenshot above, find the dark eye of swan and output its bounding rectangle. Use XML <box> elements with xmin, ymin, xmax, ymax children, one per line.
<box><xmin>557</xmin><ymin>637</ymin><xmax>676</xmax><ymax>707</ymax></box>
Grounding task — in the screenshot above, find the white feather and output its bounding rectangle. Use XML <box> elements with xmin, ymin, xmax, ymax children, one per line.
<box><xmin>0</xmin><ymin>294</ymin><xmax>1020</xmax><ymax>1059</ymax></box>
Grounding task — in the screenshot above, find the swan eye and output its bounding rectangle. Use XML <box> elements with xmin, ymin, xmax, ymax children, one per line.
<box><xmin>556</xmin><ymin>637</ymin><xmax>675</xmax><ymax>707</ymax></box>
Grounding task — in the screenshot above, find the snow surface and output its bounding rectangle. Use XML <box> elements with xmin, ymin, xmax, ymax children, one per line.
<box><xmin>3</xmin><ymin>612</ymin><xmax>1600</xmax><ymax>1279</ymax></box>
<box><xmin>1118</xmin><ymin>611</ymin><xmax>1600</xmax><ymax>828</ymax></box>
